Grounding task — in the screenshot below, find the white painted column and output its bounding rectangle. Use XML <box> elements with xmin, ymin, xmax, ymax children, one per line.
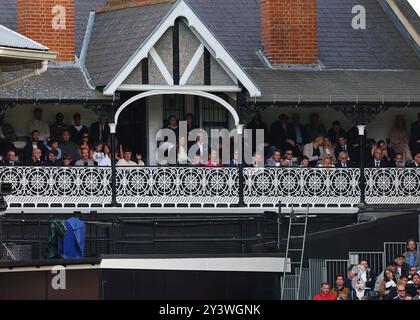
<box><xmin>147</xmin><ymin>95</ymin><xmax>164</xmax><ymax>165</ymax></box>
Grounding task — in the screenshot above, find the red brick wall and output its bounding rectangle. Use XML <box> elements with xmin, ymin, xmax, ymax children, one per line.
<box><xmin>260</xmin><ymin>0</ymin><xmax>318</xmax><ymax>65</ymax></box>
<box><xmin>17</xmin><ymin>0</ymin><xmax>75</xmax><ymax>61</ymax></box>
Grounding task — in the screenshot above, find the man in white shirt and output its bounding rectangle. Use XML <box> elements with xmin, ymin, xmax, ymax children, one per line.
<box><xmin>116</xmin><ymin>150</ymin><xmax>145</xmax><ymax>167</ymax></box>
<box><xmin>28</xmin><ymin>108</ymin><xmax>50</xmax><ymax>141</ymax></box>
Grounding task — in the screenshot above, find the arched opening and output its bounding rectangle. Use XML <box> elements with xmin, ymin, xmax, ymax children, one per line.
<box><xmin>115</xmin><ymin>90</ymin><xmax>240</xmax><ymax>126</ymax></box>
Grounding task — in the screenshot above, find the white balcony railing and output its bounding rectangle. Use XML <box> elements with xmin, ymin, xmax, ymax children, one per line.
<box><xmin>0</xmin><ymin>166</ymin><xmax>419</xmax><ymax>210</ymax></box>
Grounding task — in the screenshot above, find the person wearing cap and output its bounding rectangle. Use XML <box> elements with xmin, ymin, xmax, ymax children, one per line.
<box><xmin>50</xmin><ymin>112</ymin><xmax>68</xmax><ymax>143</ymax></box>
<box><xmin>28</xmin><ymin>108</ymin><xmax>50</xmax><ymax>141</ymax></box>
<box><xmin>90</xmin><ymin>115</ymin><xmax>110</xmax><ymax>145</ymax></box>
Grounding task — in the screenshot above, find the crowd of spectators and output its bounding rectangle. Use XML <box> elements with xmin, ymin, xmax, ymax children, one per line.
<box><xmin>1</xmin><ymin>109</ymin><xmax>420</xmax><ymax>168</ymax></box>
<box><xmin>0</xmin><ymin>108</ymin><xmax>144</xmax><ymax>167</ymax></box>
<box><xmin>313</xmin><ymin>239</ymin><xmax>420</xmax><ymax>300</ymax></box>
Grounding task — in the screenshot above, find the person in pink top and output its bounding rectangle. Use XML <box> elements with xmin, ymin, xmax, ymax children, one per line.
<box><xmin>313</xmin><ymin>282</ymin><xmax>337</xmax><ymax>300</ymax></box>
<box><xmin>205</xmin><ymin>150</ymin><xmax>222</xmax><ymax>167</ymax></box>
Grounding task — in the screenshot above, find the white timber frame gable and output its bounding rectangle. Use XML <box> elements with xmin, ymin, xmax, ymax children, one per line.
<box><xmin>103</xmin><ymin>0</ymin><xmax>261</xmax><ymax>97</ymax></box>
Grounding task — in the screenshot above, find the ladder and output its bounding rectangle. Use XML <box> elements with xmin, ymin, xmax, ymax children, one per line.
<box><xmin>281</xmin><ymin>205</ymin><xmax>309</xmax><ymax>300</ymax></box>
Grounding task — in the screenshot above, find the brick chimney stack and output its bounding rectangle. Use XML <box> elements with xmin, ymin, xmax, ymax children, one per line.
<box><xmin>260</xmin><ymin>0</ymin><xmax>318</xmax><ymax>65</ymax></box>
<box><xmin>17</xmin><ymin>0</ymin><xmax>75</xmax><ymax>61</ymax></box>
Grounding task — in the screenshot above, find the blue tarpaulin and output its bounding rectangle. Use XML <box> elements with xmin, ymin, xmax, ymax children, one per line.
<box><xmin>57</xmin><ymin>217</ymin><xmax>86</xmax><ymax>259</ymax></box>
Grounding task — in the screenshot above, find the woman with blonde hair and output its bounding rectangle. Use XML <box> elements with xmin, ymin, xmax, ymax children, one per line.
<box><xmin>389</xmin><ymin>115</ymin><xmax>412</xmax><ymax>163</ymax></box>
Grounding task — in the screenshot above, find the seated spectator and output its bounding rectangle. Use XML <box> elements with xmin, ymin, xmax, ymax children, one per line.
<box><xmin>392</xmin><ymin>283</ymin><xmax>408</xmax><ymax>300</ymax></box>
<box><xmin>407</xmin><ymin>152</ymin><xmax>420</xmax><ymax>168</ymax></box>
<box><xmin>334</xmin><ymin>136</ymin><xmax>354</xmax><ymax>164</ymax></box>
<box><xmin>177</xmin><ymin>136</ymin><xmax>189</xmax><ymax>165</ymax></box>
<box><xmin>366</xmin><ymin>139</ymin><xmax>377</xmax><ymax>161</ymax></box>
<box><xmin>25</xmin><ymin>148</ymin><xmax>43</xmax><ymax>166</ymax></box>
<box><xmin>377</xmin><ymin>140</ymin><xmax>395</xmax><ymax>164</ymax></box>
<box><xmin>403</xmin><ymin>239</ymin><xmax>420</xmax><ymax>268</ymax></box>
<box><xmin>331</xmin><ymin>274</ymin><xmax>350</xmax><ymax>300</ymax></box>
<box><xmin>313</xmin><ymin>282</ymin><xmax>336</xmax><ymax>300</ymax></box>
<box><xmin>75</xmin><ymin>147</ymin><xmax>94</xmax><ymax>167</ymax></box>
<box><xmin>165</xmin><ymin>115</ymin><xmax>179</xmax><ymax>139</ymax></box>
<box><xmin>24</xmin><ymin>130</ymin><xmax>48</xmax><ymax>162</ymax></box>
<box><xmin>60</xmin><ymin>130</ymin><xmax>80</xmax><ymax>162</ymax></box>
<box><xmin>390</xmin><ymin>153</ymin><xmax>405</xmax><ymax>168</ymax></box>
<box><xmin>408</xmin><ymin>267</ymin><xmax>418</xmax><ymax>284</ymax></box>
<box><xmin>299</xmin><ymin>156</ymin><xmax>309</xmax><ymax>167</ymax></box>
<box><xmin>306</xmin><ymin>113</ymin><xmax>327</xmax><ymax>143</ymax></box>
<box><xmin>62</xmin><ymin>154</ymin><xmax>73</xmax><ymax>167</ymax></box>
<box><xmin>50</xmin><ymin>112</ymin><xmax>68</xmax><ymax>143</ymax></box>
<box><xmin>192</xmin><ymin>154</ymin><xmax>202</xmax><ymax>166</ymax></box>
<box><xmin>407</xmin><ymin>273</ymin><xmax>420</xmax><ymax>298</ymax></box>
<box><xmin>230</xmin><ymin>150</ymin><xmax>240</xmax><ymax>166</ymax></box>
<box><xmin>323</xmin><ymin>137</ymin><xmax>336</xmax><ymax>164</ymax></box>
<box><xmin>205</xmin><ymin>150</ymin><xmax>222</xmax><ymax>167</ymax></box>
<box><xmin>394</xmin><ymin>254</ymin><xmax>410</xmax><ymax>277</ymax></box>
<box><xmin>345</xmin><ymin>265</ymin><xmax>357</xmax><ymax>290</ymax></box>
<box><xmin>374</xmin><ymin>263</ymin><xmax>397</xmax><ymax>291</ymax></box>
<box><xmin>318</xmin><ymin>155</ymin><xmax>334</xmax><ymax>168</ymax></box>
<box><xmin>43</xmin><ymin>140</ymin><xmax>62</xmax><ymax>161</ymax></box>
<box><xmin>92</xmin><ymin>141</ymin><xmax>105</xmax><ymax>166</ymax></box>
<box><xmin>116</xmin><ymin>149</ymin><xmax>144</xmax><ymax>167</ymax></box>
<box><xmin>251</xmin><ymin>152</ymin><xmax>264</xmax><ymax>167</ymax></box>
<box><xmin>335</xmin><ymin>152</ymin><xmax>351</xmax><ymax>168</ymax></box>
<box><xmin>266</xmin><ymin>150</ymin><xmax>283</xmax><ymax>167</ymax></box>
<box><xmin>385</xmin><ymin>276</ymin><xmax>409</xmax><ymax>300</ymax></box>
<box><xmin>45</xmin><ymin>150</ymin><xmax>62</xmax><ymax>166</ymax></box>
<box><xmin>327</xmin><ymin>121</ymin><xmax>346</xmax><ymax>146</ymax></box>
<box><xmin>282</xmin><ymin>149</ymin><xmax>298</xmax><ymax>167</ymax></box>
<box><xmin>269</xmin><ymin>114</ymin><xmax>296</xmax><ymax>154</ymax></box>
<box><xmin>98</xmin><ymin>145</ymin><xmax>111</xmax><ymax>167</ymax></box>
<box><xmin>303</xmin><ymin>135</ymin><xmax>325</xmax><ymax>167</ymax></box>
<box><xmin>352</xmin><ymin>258</ymin><xmax>376</xmax><ymax>290</ymax></box>
<box><xmin>1</xmin><ymin>150</ymin><xmax>21</xmax><ymax>166</ymax></box>
<box><xmin>74</xmin><ymin>148</ymin><xmax>95</xmax><ymax>167</ymax></box>
<box><xmin>367</xmin><ymin>149</ymin><xmax>389</xmax><ymax>168</ymax></box>
<box><xmin>379</xmin><ymin>268</ymin><xmax>397</xmax><ymax>299</ymax></box>
<box><xmin>79</xmin><ymin>133</ymin><xmax>93</xmax><ymax>159</ymax></box>
<box><xmin>348</xmin><ymin>277</ymin><xmax>370</xmax><ymax>300</ymax></box>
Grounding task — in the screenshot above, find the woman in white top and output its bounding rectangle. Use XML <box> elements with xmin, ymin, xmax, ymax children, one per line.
<box><xmin>93</xmin><ymin>141</ymin><xmax>105</xmax><ymax>165</ymax></box>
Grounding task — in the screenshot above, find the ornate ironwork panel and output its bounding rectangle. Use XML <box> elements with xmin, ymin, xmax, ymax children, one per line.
<box><xmin>365</xmin><ymin>168</ymin><xmax>420</xmax><ymax>204</ymax></box>
<box><xmin>243</xmin><ymin>168</ymin><xmax>360</xmax><ymax>207</ymax></box>
<box><xmin>116</xmin><ymin>167</ymin><xmax>239</xmax><ymax>206</ymax></box>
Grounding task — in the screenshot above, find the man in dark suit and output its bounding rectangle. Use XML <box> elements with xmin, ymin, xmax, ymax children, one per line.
<box><xmin>410</xmin><ymin>113</ymin><xmax>420</xmax><ymax>157</ymax></box>
<box><xmin>1</xmin><ymin>150</ymin><xmax>21</xmax><ymax>166</ymax></box>
<box><xmin>90</xmin><ymin>115</ymin><xmax>110</xmax><ymax>145</ymax></box>
<box><xmin>335</xmin><ymin>151</ymin><xmax>351</xmax><ymax>168</ymax></box>
<box><xmin>23</xmin><ymin>130</ymin><xmax>48</xmax><ymax>162</ymax></box>
<box><xmin>366</xmin><ymin>149</ymin><xmax>389</xmax><ymax>168</ymax></box>
<box><xmin>269</xmin><ymin>114</ymin><xmax>297</xmax><ymax>154</ymax></box>
<box><xmin>25</xmin><ymin>148</ymin><xmax>44</xmax><ymax>166</ymax></box>
<box><xmin>45</xmin><ymin>150</ymin><xmax>63</xmax><ymax>166</ymax></box>
<box><xmin>407</xmin><ymin>152</ymin><xmax>420</xmax><ymax>168</ymax></box>
<box><xmin>334</xmin><ymin>136</ymin><xmax>354</xmax><ymax>164</ymax></box>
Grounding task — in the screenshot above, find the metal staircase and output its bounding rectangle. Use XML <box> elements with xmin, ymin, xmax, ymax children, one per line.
<box><xmin>281</xmin><ymin>205</ymin><xmax>309</xmax><ymax>300</ymax></box>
